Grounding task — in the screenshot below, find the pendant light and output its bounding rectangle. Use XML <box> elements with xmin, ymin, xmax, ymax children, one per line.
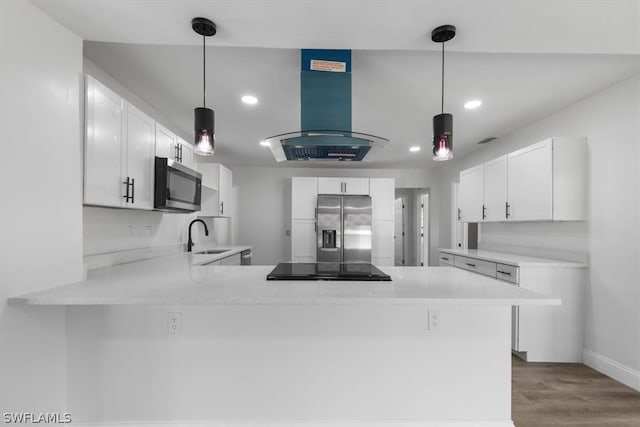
<box><xmin>192</xmin><ymin>17</ymin><xmax>216</xmax><ymax>156</ymax></box>
<box><xmin>431</xmin><ymin>25</ymin><xmax>456</xmax><ymax>161</ymax></box>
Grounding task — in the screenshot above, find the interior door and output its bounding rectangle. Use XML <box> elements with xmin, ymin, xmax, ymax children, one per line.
<box><xmin>394</xmin><ymin>198</ymin><xmax>404</xmax><ymax>265</ymax></box>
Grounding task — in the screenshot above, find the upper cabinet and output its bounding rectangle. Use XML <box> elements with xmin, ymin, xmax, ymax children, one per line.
<box><xmin>507</xmin><ymin>140</ymin><xmax>553</xmax><ymax>221</ymax></box>
<box><xmin>458</xmin><ymin>164</ymin><xmax>484</xmax><ymax>222</ymax></box>
<box><xmin>317</xmin><ymin>177</ymin><xmax>370</xmax><ymax>195</ymax></box>
<box><xmin>456</xmin><ymin>137</ymin><xmax>586</xmax><ymax>223</ymax></box>
<box><xmin>292</xmin><ymin>177</ymin><xmax>318</xmax><ymax>220</ymax></box>
<box><xmin>483</xmin><ymin>155</ymin><xmax>508</xmax><ymax>221</ymax></box>
<box><xmin>155</xmin><ymin>123</ymin><xmax>194</xmax><ymax>169</ymax></box>
<box><xmin>197</xmin><ymin>163</ymin><xmax>232</xmax><ymax>217</ymax></box>
<box><xmin>84</xmin><ymin>75</ymin><xmax>155</xmax><ymax>210</ymax></box>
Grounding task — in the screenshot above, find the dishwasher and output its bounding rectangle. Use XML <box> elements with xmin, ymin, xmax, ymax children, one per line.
<box><xmin>240</xmin><ymin>249</ymin><xmax>252</xmax><ymax>265</ymax></box>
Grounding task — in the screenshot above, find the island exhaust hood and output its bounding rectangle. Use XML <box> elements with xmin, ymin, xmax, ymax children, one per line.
<box><xmin>265</xmin><ymin>50</ymin><xmax>388</xmax><ymax>162</ymax></box>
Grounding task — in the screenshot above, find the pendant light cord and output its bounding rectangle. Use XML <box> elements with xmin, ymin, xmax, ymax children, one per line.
<box><xmin>202</xmin><ymin>35</ymin><xmax>206</xmax><ymax>108</ymax></box>
<box><xmin>441</xmin><ymin>42</ymin><xmax>444</xmax><ymax>114</ymax></box>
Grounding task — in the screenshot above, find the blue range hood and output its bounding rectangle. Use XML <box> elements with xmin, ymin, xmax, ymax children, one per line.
<box><xmin>266</xmin><ymin>49</ymin><xmax>388</xmax><ymax>162</ymax></box>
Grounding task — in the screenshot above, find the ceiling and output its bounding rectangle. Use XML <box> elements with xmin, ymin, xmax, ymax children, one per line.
<box><xmin>32</xmin><ymin>0</ymin><xmax>640</xmax><ymax>168</ymax></box>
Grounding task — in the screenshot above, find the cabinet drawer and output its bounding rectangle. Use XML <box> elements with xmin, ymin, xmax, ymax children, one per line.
<box><xmin>439</xmin><ymin>253</ymin><xmax>453</xmax><ymax>266</ymax></box>
<box><xmin>496</xmin><ymin>263</ymin><xmax>519</xmax><ymax>284</ymax></box>
<box><xmin>454</xmin><ymin>255</ymin><xmax>496</xmax><ymax>278</ymax></box>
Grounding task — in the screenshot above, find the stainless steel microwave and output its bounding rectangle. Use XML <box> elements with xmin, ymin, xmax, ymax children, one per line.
<box><xmin>154</xmin><ymin>157</ymin><xmax>202</xmax><ymax>212</ymax></box>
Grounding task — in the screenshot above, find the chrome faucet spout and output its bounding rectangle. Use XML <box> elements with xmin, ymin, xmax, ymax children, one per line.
<box><xmin>187</xmin><ymin>219</ymin><xmax>209</xmax><ymax>252</ymax></box>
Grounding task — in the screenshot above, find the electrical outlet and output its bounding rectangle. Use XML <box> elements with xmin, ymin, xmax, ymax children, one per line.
<box><xmin>428</xmin><ymin>309</ymin><xmax>441</xmax><ymax>331</ymax></box>
<box><xmin>167</xmin><ymin>312</ymin><xmax>182</xmax><ymax>335</ymax></box>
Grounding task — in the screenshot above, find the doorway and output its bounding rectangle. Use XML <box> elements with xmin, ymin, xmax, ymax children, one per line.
<box><xmin>394</xmin><ymin>188</ymin><xmax>430</xmax><ymax>266</ymax></box>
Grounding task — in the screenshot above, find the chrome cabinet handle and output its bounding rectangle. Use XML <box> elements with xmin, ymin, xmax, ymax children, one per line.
<box><xmin>465</xmin><ymin>262</ymin><xmax>476</xmax><ymax>268</ymax></box>
<box><xmin>506</xmin><ymin>202</ymin><xmax>511</xmax><ymax>219</ymax></box>
<box><xmin>497</xmin><ymin>270</ymin><xmax>512</xmax><ymax>275</ymax></box>
<box><xmin>220</xmin><ymin>201</ymin><xmax>224</xmax><ymax>215</ymax></box>
<box><xmin>131</xmin><ymin>178</ymin><xmax>135</xmax><ymax>204</ymax></box>
<box><xmin>441</xmin><ymin>257</ymin><xmax>449</xmax><ymax>261</ymax></box>
<box><xmin>457</xmin><ymin>208</ymin><xmax>461</xmax><ymax>220</ymax></box>
<box><xmin>482</xmin><ymin>205</ymin><xmax>486</xmax><ymax>220</ymax></box>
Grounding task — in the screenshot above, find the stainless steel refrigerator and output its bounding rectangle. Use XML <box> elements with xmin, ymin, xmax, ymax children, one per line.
<box><xmin>317</xmin><ymin>195</ymin><xmax>372</xmax><ymax>263</ymax></box>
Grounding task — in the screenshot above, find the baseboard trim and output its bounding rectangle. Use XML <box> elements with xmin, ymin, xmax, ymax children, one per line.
<box><xmin>70</xmin><ymin>420</ymin><xmax>515</xmax><ymax>427</ymax></box>
<box><xmin>583</xmin><ymin>349</ymin><xmax>640</xmax><ymax>391</ymax></box>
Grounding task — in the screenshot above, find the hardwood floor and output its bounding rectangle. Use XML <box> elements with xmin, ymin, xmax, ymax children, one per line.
<box><xmin>512</xmin><ymin>355</ymin><xmax>640</xmax><ymax>426</ymax></box>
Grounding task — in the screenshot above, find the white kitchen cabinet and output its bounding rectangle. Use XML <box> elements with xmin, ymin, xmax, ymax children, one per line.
<box><xmin>317</xmin><ymin>177</ymin><xmax>344</xmax><ymax>194</ymax></box>
<box><xmin>372</xmin><ymin>221</ymin><xmax>394</xmax><ymax>261</ymax></box>
<box><xmin>508</xmin><ymin>137</ymin><xmax>586</xmax><ymax>221</ymax></box>
<box><xmin>458</xmin><ymin>164</ymin><xmax>484</xmax><ymax>222</ymax></box>
<box><xmin>124</xmin><ymin>104</ymin><xmax>155</xmax><ymax>210</ymax></box>
<box><xmin>292</xmin><ymin>177</ymin><xmax>318</xmax><ymax>220</ymax></box>
<box><xmin>197</xmin><ymin>163</ymin><xmax>232</xmax><ymax>217</ymax></box>
<box><xmin>370</xmin><ymin>178</ymin><xmax>395</xmax><ymax>221</ymax></box>
<box><xmin>440</xmin><ymin>249</ymin><xmax>585</xmax><ymax>362</ymax></box>
<box><xmin>84</xmin><ymin>75</ymin><xmax>125</xmax><ymax>207</ymax></box>
<box><xmin>291</xmin><ymin>219</ymin><xmax>316</xmax><ymax>262</ymax></box>
<box><xmin>457</xmin><ymin>137</ymin><xmax>586</xmax><ymax>223</ymax></box>
<box><xmin>507</xmin><ymin>140</ymin><xmax>553</xmax><ymax>221</ymax></box>
<box><xmin>483</xmin><ymin>155</ymin><xmax>508</xmax><ymax>221</ymax></box>
<box><xmin>370</xmin><ymin>178</ymin><xmax>395</xmax><ymax>266</ymax></box>
<box><xmin>84</xmin><ymin>75</ymin><xmax>155</xmax><ymax>210</ymax></box>
<box><xmin>176</xmin><ymin>136</ymin><xmax>194</xmax><ymax>169</ymax></box>
<box><xmin>155</xmin><ymin>124</ymin><xmax>194</xmax><ymax>169</ymax></box>
<box><xmin>317</xmin><ymin>177</ymin><xmax>369</xmax><ymax>195</ymax></box>
<box><xmin>155</xmin><ymin>123</ymin><xmax>177</xmax><ymax>160</ymax></box>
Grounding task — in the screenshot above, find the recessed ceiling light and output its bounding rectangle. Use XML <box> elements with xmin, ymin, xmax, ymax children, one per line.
<box><xmin>464</xmin><ymin>99</ymin><xmax>482</xmax><ymax>110</ymax></box>
<box><xmin>259</xmin><ymin>140</ymin><xmax>270</xmax><ymax>147</ymax></box>
<box><xmin>241</xmin><ymin>95</ymin><xmax>258</xmax><ymax>105</ymax></box>
<box><xmin>409</xmin><ymin>146</ymin><xmax>421</xmax><ymax>152</ymax></box>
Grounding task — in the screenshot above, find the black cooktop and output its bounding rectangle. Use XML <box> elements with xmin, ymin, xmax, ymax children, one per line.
<box><xmin>266</xmin><ymin>263</ymin><xmax>391</xmax><ymax>281</ymax></box>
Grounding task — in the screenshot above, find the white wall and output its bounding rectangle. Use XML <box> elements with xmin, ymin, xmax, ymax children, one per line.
<box><xmin>230</xmin><ymin>166</ymin><xmax>442</xmax><ymax>265</ymax></box>
<box><xmin>439</xmin><ymin>74</ymin><xmax>640</xmax><ymax>389</ymax></box>
<box><xmin>0</xmin><ymin>0</ymin><xmax>83</xmax><ymax>413</ymax></box>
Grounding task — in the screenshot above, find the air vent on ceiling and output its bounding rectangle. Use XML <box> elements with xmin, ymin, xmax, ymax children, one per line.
<box><xmin>477</xmin><ymin>137</ymin><xmax>497</xmax><ymax>145</ymax></box>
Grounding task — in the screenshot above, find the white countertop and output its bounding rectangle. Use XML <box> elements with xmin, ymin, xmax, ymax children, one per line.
<box><xmin>439</xmin><ymin>248</ymin><xmax>587</xmax><ymax>268</ymax></box>
<box><xmin>9</xmin><ymin>251</ymin><xmax>559</xmax><ymax>306</ymax></box>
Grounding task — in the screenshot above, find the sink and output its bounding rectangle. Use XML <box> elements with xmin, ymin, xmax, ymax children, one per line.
<box><xmin>195</xmin><ymin>249</ymin><xmax>229</xmax><ymax>255</ymax></box>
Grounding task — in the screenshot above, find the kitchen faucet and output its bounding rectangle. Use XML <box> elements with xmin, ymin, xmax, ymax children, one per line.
<box><xmin>187</xmin><ymin>219</ymin><xmax>209</xmax><ymax>252</ymax></box>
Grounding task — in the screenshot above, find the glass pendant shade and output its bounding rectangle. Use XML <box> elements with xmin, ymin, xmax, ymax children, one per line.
<box><xmin>432</xmin><ymin>113</ymin><xmax>453</xmax><ymax>161</ymax></box>
<box><xmin>194</xmin><ymin>107</ymin><xmax>215</xmax><ymax>156</ymax></box>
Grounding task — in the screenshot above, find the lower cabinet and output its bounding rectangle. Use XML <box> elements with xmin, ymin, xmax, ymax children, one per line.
<box><xmin>291</xmin><ymin>220</ymin><xmax>317</xmax><ymax>262</ymax></box>
<box><xmin>440</xmin><ymin>250</ymin><xmax>585</xmax><ymax>362</ymax></box>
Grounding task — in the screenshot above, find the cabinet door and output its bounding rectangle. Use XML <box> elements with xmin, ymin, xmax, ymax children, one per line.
<box><xmin>125</xmin><ymin>104</ymin><xmax>155</xmax><ymax>210</ymax></box>
<box><xmin>343</xmin><ymin>178</ymin><xmax>370</xmax><ymax>195</ymax></box>
<box><xmin>483</xmin><ymin>156</ymin><xmax>508</xmax><ymax>221</ymax></box>
<box><xmin>291</xmin><ymin>219</ymin><xmax>316</xmax><ymax>261</ymax></box>
<box><xmin>507</xmin><ymin>140</ymin><xmax>553</xmax><ymax>221</ymax></box>
<box><xmin>218</xmin><ymin>164</ymin><xmax>232</xmax><ymax>217</ymax></box>
<box><xmin>458</xmin><ymin>165</ymin><xmax>484</xmax><ymax>222</ymax></box>
<box><xmin>155</xmin><ymin>123</ymin><xmax>176</xmax><ymax>160</ymax></box>
<box><xmin>292</xmin><ymin>177</ymin><xmax>318</xmax><ymax>220</ymax></box>
<box><xmin>197</xmin><ymin>163</ymin><xmax>219</xmax><ymax>190</ymax></box>
<box><xmin>317</xmin><ymin>177</ymin><xmax>344</xmax><ymax>194</ymax></box>
<box><xmin>84</xmin><ymin>76</ymin><xmax>125</xmax><ymax>207</ymax></box>
<box><xmin>177</xmin><ymin>137</ymin><xmax>194</xmax><ymax>168</ymax></box>
<box><xmin>372</xmin><ymin>221</ymin><xmax>394</xmax><ymax>260</ymax></box>
<box><xmin>370</xmin><ymin>178</ymin><xmax>395</xmax><ymax>221</ymax></box>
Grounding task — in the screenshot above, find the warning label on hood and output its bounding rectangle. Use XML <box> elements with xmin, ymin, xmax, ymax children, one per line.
<box><xmin>310</xmin><ymin>59</ymin><xmax>347</xmax><ymax>73</ymax></box>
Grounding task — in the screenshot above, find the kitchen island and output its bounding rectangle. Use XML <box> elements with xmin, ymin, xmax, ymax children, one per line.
<box><xmin>9</xmin><ymin>254</ymin><xmax>558</xmax><ymax>427</ymax></box>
